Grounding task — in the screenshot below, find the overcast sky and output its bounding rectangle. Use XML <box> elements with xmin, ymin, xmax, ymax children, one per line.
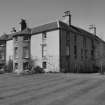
<box><xmin>0</xmin><ymin>0</ymin><xmax>105</xmax><ymax>40</ymax></box>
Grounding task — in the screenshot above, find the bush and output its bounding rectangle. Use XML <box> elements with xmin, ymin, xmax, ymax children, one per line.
<box><xmin>20</xmin><ymin>69</ymin><xmax>33</xmax><ymax>75</ymax></box>
<box><xmin>46</xmin><ymin>70</ymin><xmax>59</xmax><ymax>73</ymax></box>
<box><xmin>0</xmin><ymin>68</ymin><xmax>5</xmax><ymax>74</ymax></box>
<box><xmin>5</xmin><ymin>58</ymin><xmax>13</xmax><ymax>73</ymax></box>
<box><xmin>32</xmin><ymin>66</ymin><xmax>45</xmax><ymax>74</ymax></box>
<box><xmin>20</xmin><ymin>66</ymin><xmax>44</xmax><ymax>75</ymax></box>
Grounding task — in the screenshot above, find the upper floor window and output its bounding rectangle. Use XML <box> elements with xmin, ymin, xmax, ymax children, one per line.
<box><xmin>74</xmin><ymin>45</ymin><xmax>77</xmax><ymax>59</ymax></box>
<box><xmin>42</xmin><ymin>33</ymin><xmax>47</xmax><ymax>39</ymax></box>
<box><xmin>74</xmin><ymin>34</ymin><xmax>77</xmax><ymax>44</ymax></box>
<box><xmin>81</xmin><ymin>49</ymin><xmax>83</xmax><ymax>60</ymax></box>
<box><xmin>44</xmin><ymin>34</ymin><xmax>47</xmax><ymax>38</ymax></box>
<box><xmin>14</xmin><ymin>47</ymin><xmax>18</xmax><ymax>58</ymax></box>
<box><xmin>66</xmin><ymin>32</ymin><xmax>70</xmax><ymax>47</ymax></box>
<box><xmin>0</xmin><ymin>51</ymin><xmax>4</xmax><ymax>60</ymax></box>
<box><xmin>91</xmin><ymin>50</ymin><xmax>94</xmax><ymax>60</ymax></box>
<box><xmin>66</xmin><ymin>31</ymin><xmax>70</xmax><ymax>41</ymax></box>
<box><xmin>66</xmin><ymin>46</ymin><xmax>70</xmax><ymax>56</ymax></box>
<box><xmin>91</xmin><ymin>39</ymin><xmax>94</xmax><ymax>49</ymax></box>
<box><xmin>83</xmin><ymin>37</ymin><xmax>86</xmax><ymax>48</ymax></box>
<box><xmin>23</xmin><ymin>47</ymin><xmax>29</xmax><ymax>58</ymax></box>
<box><xmin>23</xmin><ymin>35</ymin><xmax>29</xmax><ymax>40</ymax></box>
<box><xmin>85</xmin><ymin>49</ymin><xmax>88</xmax><ymax>59</ymax></box>
<box><xmin>0</xmin><ymin>44</ymin><xmax>5</xmax><ymax>47</ymax></box>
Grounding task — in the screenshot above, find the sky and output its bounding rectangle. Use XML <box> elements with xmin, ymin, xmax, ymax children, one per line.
<box><xmin>0</xmin><ymin>0</ymin><xmax>105</xmax><ymax>40</ymax></box>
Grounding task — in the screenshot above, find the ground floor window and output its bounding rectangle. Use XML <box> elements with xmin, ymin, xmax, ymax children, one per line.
<box><xmin>23</xmin><ymin>62</ymin><xmax>29</xmax><ymax>70</ymax></box>
<box><xmin>42</xmin><ymin>61</ymin><xmax>47</xmax><ymax>69</ymax></box>
<box><xmin>15</xmin><ymin>63</ymin><xmax>18</xmax><ymax>69</ymax></box>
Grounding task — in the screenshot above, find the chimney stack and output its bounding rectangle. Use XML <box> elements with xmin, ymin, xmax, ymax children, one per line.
<box><xmin>63</xmin><ymin>11</ymin><xmax>72</xmax><ymax>26</ymax></box>
<box><xmin>20</xmin><ymin>19</ymin><xmax>27</xmax><ymax>31</ymax></box>
<box><xmin>89</xmin><ymin>24</ymin><xmax>96</xmax><ymax>35</ymax></box>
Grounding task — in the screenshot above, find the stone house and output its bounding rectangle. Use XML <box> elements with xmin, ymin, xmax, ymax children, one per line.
<box><xmin>0</xmin><ymin>12</ymin><xmax>105</xmax><ymax>73</ymax></box>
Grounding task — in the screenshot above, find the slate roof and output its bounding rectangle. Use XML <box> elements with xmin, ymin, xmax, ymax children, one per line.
<box><xmin>31</xmin><ymin>20</ymin><xmax>99</xmax><ymax>41</ymax></box>
<box><xmin>59</xmin><ymin>21</ymin><xmax>103</xmax><ymax>42</ymax></box>
<box><xmin>31</xmin><ymin>22</ymin><xmax>58</xmax><ymax>35</ymax></box>
<box><xmin>0</xmin><ymin>20</ymin><xmax>104</xmax><ymax>43</ymax></box>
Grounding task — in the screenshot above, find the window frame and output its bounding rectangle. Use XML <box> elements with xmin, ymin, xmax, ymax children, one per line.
<box><xmin>23</xmin><ymin>46</ymin><xmax>29</xmax><ymax>58</ymax></box>
<box><xmin>14</xmin><ymin>47</ymin><xmax>18</xmax><ymax>58</ymax></box>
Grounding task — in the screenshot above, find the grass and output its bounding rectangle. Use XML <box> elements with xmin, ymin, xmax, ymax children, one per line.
<box><xmin>0</xmin><ymin>73</ymin><xmax>105</xmax><ymax>105</ymax></box>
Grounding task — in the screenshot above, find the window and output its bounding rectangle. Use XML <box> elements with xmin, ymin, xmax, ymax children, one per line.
<box><xmin>15</xmin><ymin>63</ymin><xmax>18</xmax><ymax>69</ymax></box>
<box><xmin>66</xmin><ymin>31</ymin><xmax>70</xmax><ymax>57</ymax></box>
<box><xmin>83</xmin><ymin>37</ymin><xmax>86</xmax><ymax>48</ymax></box>
<box><xmin>15</xmin><ymin>36</ymin><xmax>18</xmax><ymax>41</ymax></box>
<box><xmin>0</xmin><ymin>44</ymin><xmax>5</xmax><ymax>47</ymax></box>
<box><xmin>42</xmin><ymin>61</ymin><xmax>47</xmax><ymax>69</ymax></box>
<box><xmin>23</xmin><ymin>47</ymin><xmax>29</xmax><ymax>58</ymax></box>
<box><xmin>74</xmin><ymin>45</ymin><xmax>77</xmax><ymax>59</ymax></box>
<box><xmin>23</xmin><ymin>35</ymin><xmax>29</xmax><ymax>40</ymax></box>
<box><xmin>42</xmin><ymin>33</ymin><xmax>47</xmax><ymax>39</ymax></box>
<box><xmin>0</xmin><ymin>51</ymin><xmax>4</xmax><ymax>60</ymax></box>
<box><xmin>81</xmin><ymin>49</ymin><xmax>83</xmax><ymax>60</ymax></box>
<box><xmin>74</xmin><ymin>34</ymin><xmax>77</xmax><ymax>44</ymax></box>
<box><xmin>91</xmin><ymin>40</ymin><xmax>94</xmax><ymax>49</ymax></box>
<box><xmin>66</xmin><ymin>46</ymin><xmax>70</xmax><ymax>56</ymax></box>
<box><xmin>44</xmin><ymin>34</ymin><xmax>47</xmax><ymax>38</ymax></box>
<box><xmin>91</xmin><ymin>39</ymin><xmax>94</xmax><ymax>60</ymax></box>
<box><xmin>23</xmin><ymin>62</ymin><xmax>29</xmax><ymax>70</ymax></box>
<box><xmin>85</xmin><ymin>49</ymin><xmax>88</xmax><ymax>59</ymax></box>
<box><xmin>66</xmin><ymin>31</ymin><xmax>70</xmax><ymax>41</ymax></box>
<box><xmin>91</xmin><ymin>50</ymin><xmax>94</xmax><ymax>60</ymax></box>
<box><xmin>14</xmin><ymin>47</ymin><xmax>18</xmax><ymax>58</ymax></box>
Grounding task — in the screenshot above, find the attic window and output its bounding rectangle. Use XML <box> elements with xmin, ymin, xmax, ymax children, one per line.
<box><xmin>24</xmin><ymin>36</ymin><xmax>29</xmax><ymax>40</ymax></box>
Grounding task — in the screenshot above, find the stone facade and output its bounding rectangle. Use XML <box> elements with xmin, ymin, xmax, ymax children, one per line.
<box><xmin>13</xmin><ymin>29</ymin><xmax>31</xmax><ymax>73</ymax></box>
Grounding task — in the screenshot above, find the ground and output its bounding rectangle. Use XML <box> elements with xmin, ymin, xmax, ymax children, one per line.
<box><xmin>0</xmin><ymin>73</ymin><xmax>105</xmax><ymax>105</ymax></box>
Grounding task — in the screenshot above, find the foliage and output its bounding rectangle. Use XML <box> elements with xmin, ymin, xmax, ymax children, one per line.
<box><xmin>32</xmin><ymin>66</ymin><xmax>45</xmax><ymax>74</ymax></box>
<box><xmin>0</xmin><ymin>68</ymin><xmax>5</xmax><ymax>74</ymax></box>
<box><xmin>6</xmin><ymin>58</ymin><xmax>13</xmax><ymax>73</ymax></box>
<box><xmin>29</xmin><ymin>57</ymin><xmax>45</xmax><ymax>74</ymax></box>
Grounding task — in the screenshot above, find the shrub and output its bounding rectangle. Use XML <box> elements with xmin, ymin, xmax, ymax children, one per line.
<box><xmin>0</xmin><ymin>68</ymin><xmax>5</xmax><ymax>74</ymax></box>
<box><xmin>32</xmin><ymin>66</ymin><xmax>45</xmax><ymax>74</ymax></box>
<box><xmin>20</xmin><ymin>69</ymin><xmax>33</xmax><ymax>75</ymax></box>
<box><xmin>6</xmin><ymin>58</ymin><xmax>13</xmax><ymax>73</ymax></box>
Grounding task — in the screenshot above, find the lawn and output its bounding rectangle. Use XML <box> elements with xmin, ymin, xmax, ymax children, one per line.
<box><xmin>0</xmin><ymin>73</ymin><xmax>105</xmax><ymax>105</ymax></box>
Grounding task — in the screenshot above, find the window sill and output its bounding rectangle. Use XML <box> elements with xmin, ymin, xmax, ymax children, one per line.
<box><xmin>24</xmin><ymin>57</ymin><xmax>29</xmax><ymax>59</ymax></box>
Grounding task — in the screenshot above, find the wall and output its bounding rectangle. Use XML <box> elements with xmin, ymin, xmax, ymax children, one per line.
<box><xmin>31</xmin><ymin>30</ymin><xmax>59</xmax><ymax>72</ymax></box>
<box><xmin>6</xmin><ymin>40</ymin><xmax>13</xmax><ymax>63</ymax></box>
<box><xmin>60</xmin><ymin>28</ymin><xmax>95</xmax><ymax>73</ymax></box>
<box><xmin>59</xmin><ymin>29</ymin><xmax>67</xmax><ymax>72</ymax></box>
<box><xmin>47</xmin><ymin>30</ymin><xmax>59</xmax><ymax>72</ymax></box>
<box><xmin>13</xmin><ymin>35</ymin><xmax>31</xmax><ymax>73</ymax></box>
<box><xmin>95</xmin><ymin>41</ymin><xmax>105</xmax><ymax>69</ymax></box>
